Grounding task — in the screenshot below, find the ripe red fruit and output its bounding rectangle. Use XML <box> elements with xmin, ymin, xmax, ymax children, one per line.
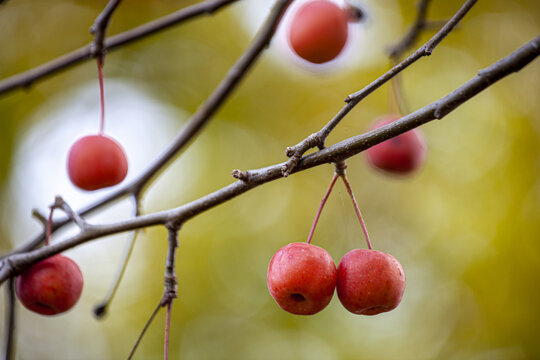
<box><xmin>67</xmin><ymin>134</ymin><xmax>128</xmax><ymax>191</ymax></box>
<box><xmin>336</xmin><ymin>249</ymin><xmax>405</xmax><ymax>315</ymax></box>
<box><xmin>267</xmin><ymin>242</ymin><xmax>337</xmax><ymax>315</ymax></box>
<box><xmin>366</xmin><ymin>116</ymin><xmax>427</xmax><ymax>174</ymax></box>
<box><xmin>15</xmin><ymin>254</ymin><xmax>84</xmax><ymax>316</ymax></box>
<box><xmin>288</xmin><ymin>0</ymin><xmax>349</xmax><ymax>64</ymax></box>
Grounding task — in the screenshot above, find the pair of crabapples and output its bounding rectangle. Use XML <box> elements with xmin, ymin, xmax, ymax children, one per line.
<box><xmin>267</xmin><ymin>242</ymin><xmax>405</xmax><ymax>315</ymax></box>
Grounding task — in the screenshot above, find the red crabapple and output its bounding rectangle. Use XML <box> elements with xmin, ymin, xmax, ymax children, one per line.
<box><xmin>366</xmin><ymin>116</ymin><xmax>427</xmax><ymax>174</ymax></box>
<box><xmin>267</xmin><ymin>242</ymin><xmax>337</xmax><ymax>315</ymax></box>
<box><xmin>288</xmin><ymin>0</ymin><xmax>349</xmax><ymax>64</ymax></box>
<box><xmin>337</xmin><ymin>249</ymin><xmax>405</xmax><ymax>315</ymax></box>
<box><xmin>67</xmin><ymin>134</ymin><xmax>128</xmax><ymax>191</ymax></box>
<box><xmin>15</xmin><ymin>254</ymin><xmax>84</xmax><ymax>316</ymax></box>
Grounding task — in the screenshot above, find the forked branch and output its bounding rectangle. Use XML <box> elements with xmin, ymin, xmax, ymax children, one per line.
<box><xmin>1</xmin><ymin>32</ymin><xmax>538</xmax><ymax>285</ymax></box>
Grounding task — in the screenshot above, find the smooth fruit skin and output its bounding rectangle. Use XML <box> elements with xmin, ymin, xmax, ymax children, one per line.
<box><xmin>15</xmin><ymin>254</ymin><xmax>84</xmax><ymax>316</ymax></box>
<box><xmin>67</xmin><ymin>134</ymin><xmax>128</xmax><ymax>191</ymax></box>
<box><xmin>288</xmin><ymin>0</ymin><xmax>349</xmax><ymax>64</ymax></box>
<box><xmin>337</xmin><ymin>249</ymin><xmax>405</xmax><ymax>315</ymax></box>
<box><xmin>267</xmin><ymin>242</ymin><xmax>337</xmax><ymax>315</ymax></box>
<box><xmin>366</xmin><ymin>116</ymin><xmax>427</xmax><ymax>174</ymax></box>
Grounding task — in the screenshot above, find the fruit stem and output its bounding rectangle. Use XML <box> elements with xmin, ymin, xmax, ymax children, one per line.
<box><xmin>306</xmin><ymin>173</ymin><xmax>339</xmax><ymax>244</ymax></box>
<box><xmin>164</xmin><ymin>302</ymin><xmax>172</xmax><ymax>360</ymax></box>
<box><xmin>388</xmin><ymin>70</ymin><xmax>408</xmax><ymax>117</ymax></box>
<box><xmin>340</xmin><ymin>173</ymin><xmax>372</xmax><ymax>250</ymax></box>
<box><xmin>97</xmin><ymin>58</ymin><xmax>106</xmax><ymax>135</ymax></box>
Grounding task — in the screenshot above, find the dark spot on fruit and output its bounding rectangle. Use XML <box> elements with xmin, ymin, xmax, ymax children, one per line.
<box><xmin>36</xmin><ymin>301</ymin><xmax>52</xmax><ymax>310</ymax></box>
<box><xmin>290</xmin><ymin>293</ymin><xmax>306</xmax><ymax>302</ymax></box>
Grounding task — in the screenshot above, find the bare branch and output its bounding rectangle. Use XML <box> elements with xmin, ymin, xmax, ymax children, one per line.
<box><xmin>387</xmin><ymin>0</ymin><xmax>432</xmax><ymax>60</ymax></box>
<box><xmin>2</xmin><ymin>0</ymin><xmax>292</xmax><ymax>258</ymax></box>
<box><xmin>90</xmin><ymin>0</ymin><xmax>123</xmax><ymax>60</ymax></box>
<box><xmin>1</xmin><ymin>33</ymin><xmax>538</xmax><ymax>285</ymax></box>
<box><xmin>282</xmin><ymin>0</ymin><xmax>478</xmax><ymax>176</ymax></box>
<box><xmin>127</xmin><ymin>300</ymin><xmax>162</xmax><ymax>360</ymax></box>
<box><xmin>0</xmin><ymin>0</ymin><xmax>241</xmax><ymax>96</ymax></box>
<box><xmin>51</xmin><ymin>196</ymin><xmax>90</xmax><ymax>231</ymax></box>
<box><xmin>2</xmin><ymin>279</ymin><xmax>16</xmax><ymax>360</ymax></box>
<box><xmin>93</xmin><ymin>196</ymin><xmax>141</xmax><ymax>319</ymax></box>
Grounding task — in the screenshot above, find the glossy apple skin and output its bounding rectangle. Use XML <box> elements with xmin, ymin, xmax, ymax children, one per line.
<box><xmin>288</xmin><ymin>0</ymin><xmax>349</xmax><ymax>64</ymax></box>
<box><xmin>67</xmin><ymin>134</ymin><xmax>128</xmax><ymax>191</ymax></box>
<box><xmin>267</xmin><ymin>242</ymin><xmax>337</xmax><ymax>315</ymax></box>
<box><xmin>15</xmin><ymin>254</ymin><xmax>84</xmax><ymax>316</ymax></box>
<box><xmin>366</xmin><ymin>116</ymin><xmax>426</xmax><ymax>174</ymax></box>
<box><xmin>337</xmin><ymin>249</ymin><xmax>405</xmax><ymax>315</ymax></box>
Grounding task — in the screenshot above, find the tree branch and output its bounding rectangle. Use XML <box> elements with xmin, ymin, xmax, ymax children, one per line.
<box><xmin>2</xmin><ymin>0</ymin><xmax>293</xmax><ymax>258</ymax></box>
<box><xmin>2</xmin><ymin>279</ymin><xmax>16</xmax><ymax>360</ymax></box>
<box><xmin>0</xmin><ymin>0</ymin><xmax>240</xmax><ymax>96</ymax></box>
<box><xmin>1</xmin><ymin>33</ymin><xmax>538</xmax><ymax>285</ymax></box>
<box><xmin>281</xmin><ymin>0</ymin><xmax>477</xmax><ymax>176</ymax></box>
<box><xmin>90</xmin><ymin>0</ymin><xmax>123</xmax><ymax>60</ymax></box>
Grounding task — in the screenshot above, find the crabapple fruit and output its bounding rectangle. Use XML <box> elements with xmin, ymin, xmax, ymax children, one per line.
<box><xmin>267</xmin><ymin>242</ymin><xmax>337</xmax><ymax>315</ymax></box>
<box><xmin>67</xmin><ymin>134</ymin><xmax>128</xmax><ymax>191</ymax></box>
<box><xmin>15</xmin><ymin>254</ymin><xmax>84</xmax><ymax>316</ymax></box>
<box><xmin>366</xmin><ymin>116</ymin><xmax>427</xmax><ymax>174</ymax></box>
<box><xmin>288</xmin><ymin>0</ymin><xmax>349</xmax><ymax>64</ymax></box>
<box><xmin>336</xmin><ymin>249</ymin><xmax>405</xmax><ymax>315</ymax></box>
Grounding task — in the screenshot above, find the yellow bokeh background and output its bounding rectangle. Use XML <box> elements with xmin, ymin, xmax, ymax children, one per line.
<box><xmin>1</xmin><ymin>0</ymin><xmax>539</xmax><ymax>359</ymax></box>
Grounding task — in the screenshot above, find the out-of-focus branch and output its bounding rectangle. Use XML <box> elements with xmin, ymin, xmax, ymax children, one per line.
<box><xmin>281</xmin><ymin>0</ymin><xmax>477</xmax><ymax>177</ymax></box>
<box><xmin>1</xmin><ymin>32</ymin><xmax>538</xmax><ymax>285</ymax></box>
<box><xmin>2</xmin><ymin>0</ymin><xmax>293</xmax><ymax>258</ymax></box>
<box><xmin>387</xmin><ymin>0</ymin><xmax>432</xmax><ymax>61</ymax></box>
<box><xmin>0</xmin><ymin>0</ymin><xmax>240</xmax><ymax>96</ymax></box>
<box><xmin>2</xmin><ymin>279</ymin><xmax>16</xmax><ymax>360</ymax></box>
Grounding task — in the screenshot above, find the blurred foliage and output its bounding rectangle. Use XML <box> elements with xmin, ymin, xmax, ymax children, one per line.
<box><xmin>0</xmin><ymin>0</ymin><xmax>539</xmax><ymax>359</ymax></box>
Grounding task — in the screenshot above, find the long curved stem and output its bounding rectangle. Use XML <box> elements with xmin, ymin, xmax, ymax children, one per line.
<box><xmin>340</xmin><ymin>174</ymin><xmax>372</xmax><ymax>250</ymax></box>
<box><xmin>306</xmin><ymin>174</ymin><xmax>339</xmax><ymax>244</ymax></box>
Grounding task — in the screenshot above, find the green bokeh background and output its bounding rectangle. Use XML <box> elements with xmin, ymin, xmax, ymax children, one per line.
<box><xmin>1</xmin><ymin>0</ymin><xmax>539</xmax><ymax>359</ymax></box>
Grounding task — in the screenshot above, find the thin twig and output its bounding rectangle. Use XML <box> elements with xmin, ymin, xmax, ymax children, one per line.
<box><xmin>161</xmin><ymin>226</ymin><xmax>180</xmax><ymax>360</ymax></box>
<box><xmin>2</xmin><ymin>32</ymin><xmax>538</xmax><ymax>284</ymax></box>
<box><xmin>94</xmin><ymin>196</ymin><xmax>141</xmax><ymax>319</ymax></box>
<box><xmin>387</xmin><ymin>0</ymin><xmax>432</xmax><ymax>61</ymax></box>
<box><xmin>282</xmin><ymin>0</ymin><xmax>478</xmax><ymax>176</ymax></box>
<box><xmin>51</xmin><ymin>196</ymin><xmax>90</xmax><ymax>231</ymax></box>
<box><xmin>1</xmin><ymin>0</ymin><xmax>292</xmax><ymax>258</ymax></box>
<box><xmin>2</xmin><ymin>279</ymin><xmax>16</xmax><ymax>360</ymax></box>
<box><xmin>126</xmin><ymin>300</ymin><xmax>162</xmax><ymax>360</ymax></box>
<box><xmin>90</xmin><ymin>0</ymin><xmax>123</xmax><ymax>60</ymax></box>
<box><xmin>0</xmin><ymin>0</ymin><xmax>241</xmax><ymax>96</ymax></box>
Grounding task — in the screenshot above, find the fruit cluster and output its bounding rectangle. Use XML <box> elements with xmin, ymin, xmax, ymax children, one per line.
<box><xmin>267</xmin><ymin>170</ymin><xmax>409</xmax><ymax>316</ymax></box>
<box><xmin>267</xmin><ymin>243</ymin><xmax>405</xmax><ymax>315</ymax></box>
<box><xmin>15</xmin><ymin>59</ymin><xmax>129</xmax><ymax>316</ymax></box>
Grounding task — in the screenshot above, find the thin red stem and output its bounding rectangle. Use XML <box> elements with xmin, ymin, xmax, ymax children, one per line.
<box><xmin>306</xmin><ymin>174</ymin><xmax>339</xmax><ymax>244</ymax></box>
<box><xmin>97</xmin><ymin>58</ymin><xmax>105</xmax><ymax>135</ymax></box>
<box><xmin>340</xmin><ymin>174</ymin><xmax>372</xmax><ymax>250</ymax></box>
<box><xmin>164</xmin><ymin>302</ymin><xmax>172</xmax><ymax>360</ymax></box>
